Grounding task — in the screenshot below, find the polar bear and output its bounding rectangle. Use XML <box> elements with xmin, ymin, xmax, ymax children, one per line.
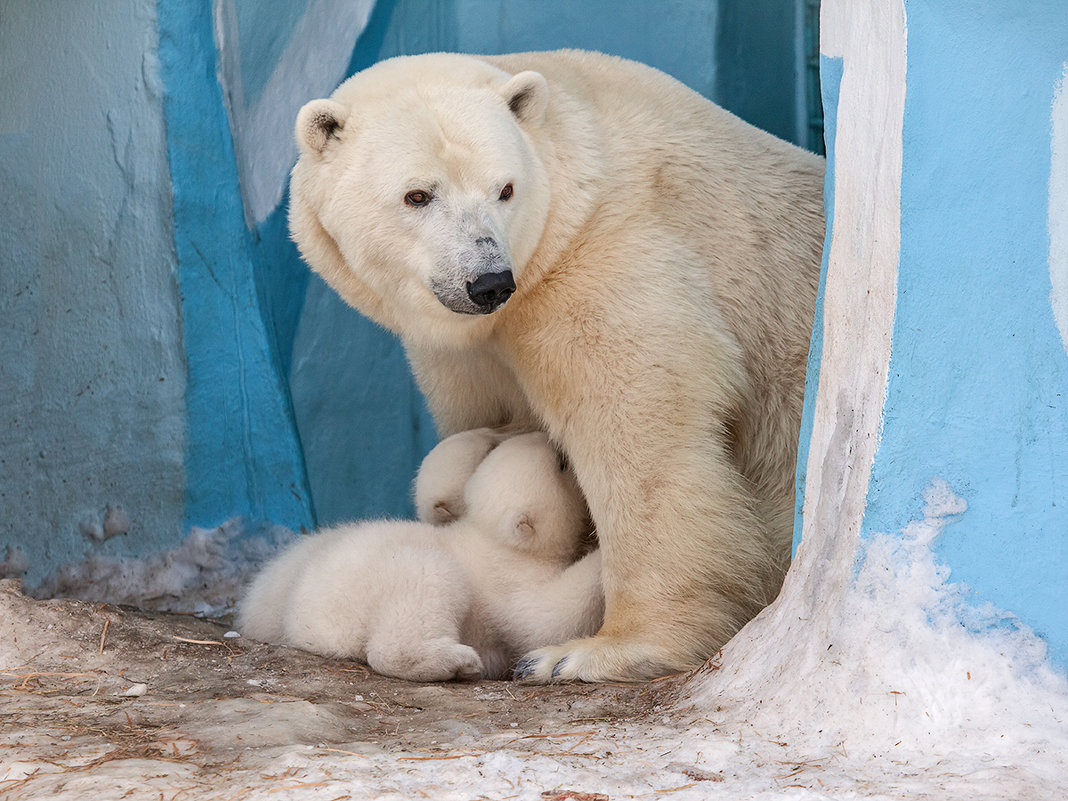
<box><xmin>289</xmin><ymin>50</ymin><xmax>825</xmax><ymax>682</ymax></box>
<box><xmin>413</xmin><ymin>427</ymin><xmax>510</xmax><ymax>525</ymax></box>
<box><xmin>237</xmin><ymin>432</ymin><xmax>603</xmax><ymax>681</ymax></box>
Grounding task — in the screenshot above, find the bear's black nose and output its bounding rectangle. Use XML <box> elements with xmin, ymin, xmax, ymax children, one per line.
<box><xmin>466</xmin><ymin>270</ymin><xmax>516</xmax><ymax>311</ymax></box>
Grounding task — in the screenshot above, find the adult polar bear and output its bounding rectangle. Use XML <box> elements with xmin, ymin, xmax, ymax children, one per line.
<box><xmin>289</xmin><ymin>50</ymin><xmax>824</xmax><ymax>683</ymax></box>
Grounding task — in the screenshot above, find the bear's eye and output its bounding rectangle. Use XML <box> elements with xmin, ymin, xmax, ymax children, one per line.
<box><xmin>498</xmin><ymin>183</ymin><xmax>514</xmax><ymax>202</ymax></box>
<box><xmin>404</xmin><ymin>190</ymin><xmax>432</xmax><ymax>207</ymax></box>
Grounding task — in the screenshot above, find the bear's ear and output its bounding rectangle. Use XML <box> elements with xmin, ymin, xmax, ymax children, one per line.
<box><xmin>500</xmin><ymin>71</ymin><xmax>549</xmax><ymax>126</ymax></box>
<box><xmin>431</xmin><ymin>500</ymin><xmax>459</xmax><ymax>525</ymax></box>
<box><xmin>507</xmin><ymin>512</ymin><xmax>536</xmax><ymax>542</ymax></box>
<box><xmin>295</xmin><ymin>99</ymin><xmax>348</xmax><ymax>157</ymax></box>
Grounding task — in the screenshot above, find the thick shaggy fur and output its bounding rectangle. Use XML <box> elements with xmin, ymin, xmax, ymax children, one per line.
<box><xmin>237</xmin><ymin>432</ymin><xmax>603</xmax><ymax>681</ymax></box>
<box><xmin>289</xmin><ymin>50</ymin><xmax>824</xmax><ymax>681</ymax></box>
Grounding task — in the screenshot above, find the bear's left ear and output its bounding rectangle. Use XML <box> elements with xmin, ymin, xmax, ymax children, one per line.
<box><xmin>500</xmin><ymin>71</ymin><xmax>549</xmax><ymax>126</ymax></box>
<box><xmin>295</xmin><ymin>99</ymin><xmax>348</xmax><ymax>157</ymax></box>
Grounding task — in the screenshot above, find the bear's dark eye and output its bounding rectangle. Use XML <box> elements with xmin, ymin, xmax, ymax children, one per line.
<box><xmin>405</xmin><ymin>190</ymin><xmax>432</xmax><ymax>207</ymax></box>
<box><xmin>498</xmin><ymin>183</ymin><xmax>514</xmax><ymax>202</ymax></box>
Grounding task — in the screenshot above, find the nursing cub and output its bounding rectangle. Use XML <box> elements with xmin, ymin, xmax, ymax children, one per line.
<box><xmin>238</xmin><ymin>431</ymin><xmax>602</xmax><ymax>681</ymax></box>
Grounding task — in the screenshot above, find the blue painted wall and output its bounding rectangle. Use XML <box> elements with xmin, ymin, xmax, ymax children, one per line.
<box><xmin>716</xmin><ymin>0</ymin><xmax>806</xmax><ymax>145</ymax></box>
<box><xmin>861</xmin><ymin>0</ymin><xmax>1068</xmax><ymax>662</ymax></box>
<box><xmin>346</xmin><ymin>0</ymin><xmax>808</xmax><ymax>143</ymax></box>
<box><xmin>0</xmin><ymin>1</ymin><xmax>189</xmax><ymax>586</ymax></box>
<box><xmin>800</xmin><ymin>1</ymin><xmax>1067</xmax><ymax>666</ymax></box>
<box><xmin>233</xmin><ymin>0</ymin><xmax>310</xmax><ymax>106</ymax></box>
<box><xmin>157</xmin><ymin>3</ymin><xmax>314</xmax><ymax>533</ymax></box>
<box><xmin>792</xmin><ymin>54</ymin><xmax>842</xmax><ymax>551</ymax></box>
<box><xmin>1</xmin><ymin>1</ymin><xmax>814</xmax><ymax>584</ymax></box>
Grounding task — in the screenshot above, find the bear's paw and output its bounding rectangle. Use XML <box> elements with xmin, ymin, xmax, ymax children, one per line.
<box><xmin>513</xmin><ymin>636</ymin><xmax>683</xmax><ymax>684</ymax></box>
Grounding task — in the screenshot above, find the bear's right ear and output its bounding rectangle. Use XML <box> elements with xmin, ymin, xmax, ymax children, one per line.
<box><xmin>500</xmin><ymin>71</ymin><xmax>549</xmax><ymax>126</ymax></box>
<box><xmin>295</xmin><ymin>99</ymin><xmax>348</xmax><ymax>157</ymax></box>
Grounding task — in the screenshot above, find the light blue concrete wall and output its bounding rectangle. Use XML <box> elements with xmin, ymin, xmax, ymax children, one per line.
<box><xmin>792</xmin><ymin>54</ymin><xmax>842</xmax><ymax>549</ymax></box>
<box><xmin>0</xmin><ymin>1</ymin><xmax>188</xmax><ymax>586</ymax></box>
<box><xmin>347</xmin><ymin>0</ymin><xmax>808</xmax><ymax>145</ymax></box>
<box><xmin>233</xmin><ymin>0</ymin><xmax>310</xmax><ymax>106</ymax></box>
<box><xmin>715</xmin><ymin>0</ymin><xmax>805</xmax><ymax>145</ymax></box>
<box><xmin>0</xmin><ymin>1</ymin><xmax>318</xmax><ymax>586</ymax></box>
<box><xmin>863</xmin><ymin>0</ymin><xmax>1068</xmax><ymax>664</ymax></box>
<box><xmin>450</xmin><ymin>0</ymin><xmax>719</xmax><ymax>100</ymax></box>
<box><xmin>799</xmin><ymin>1</ymin><xmax>1067</xmax><ymax>667</ymax></box>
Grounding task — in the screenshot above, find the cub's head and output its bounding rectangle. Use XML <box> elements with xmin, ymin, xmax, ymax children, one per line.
<box><xmin>413</xmin><ymin>427</ymin><xmax>511</xmax><ymax>525</ymax></box>
<box><xmin>463</xmin><ymin>432</ymin><xmax>588</xmax><ymax>565</ymax></box>
<box><xmin>289</xmin><ymin>54</ymin><xmax>552</xmax><ymax>346</ymax></box>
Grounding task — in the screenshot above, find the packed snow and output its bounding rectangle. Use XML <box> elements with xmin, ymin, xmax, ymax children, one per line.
<box><xmin>25</xmin><ymin>518</ymin><xmax>297</xmax><ymax>617</ymax></box>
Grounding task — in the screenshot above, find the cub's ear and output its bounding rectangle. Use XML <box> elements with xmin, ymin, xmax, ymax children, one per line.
<box><xmin>500</xmin><ymin>71</ymin><xmax>549</xmax><ymax>125</ymax></box>
<box><xmin>295</xmin><ymin>99</ymin><xmax>348</xmax><ymax>156</ymax></box>
<box><xmin>506</xmin><ymin>512</ymin><xmax>536</xmax><ymax>542</ymax></box>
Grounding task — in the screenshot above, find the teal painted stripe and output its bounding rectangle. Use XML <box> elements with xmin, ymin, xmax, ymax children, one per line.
<box><xmin>862</xmin><ymin>0</ymin><xmax>1068</xmax><ymax>665</ymax></box>
<box><xmin>156</xmin><ymin>3</ymin><xmax>314</xmax><ymax>532</ymax></box>
<box><xmin>793</xmin><ymin>55</ymin><xmax>842</xmax><ymax>554</ymax></box>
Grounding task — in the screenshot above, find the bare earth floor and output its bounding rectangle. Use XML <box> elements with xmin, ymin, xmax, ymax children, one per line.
<box><xmin>2</xmin><ymin>580</ymin><xmax>1065</xmax><ymax>801</ymax></box>
<box><xmin>0</xmin><ymin>581</ymin><xmax>702</xmax><ymax>800</ymax></box>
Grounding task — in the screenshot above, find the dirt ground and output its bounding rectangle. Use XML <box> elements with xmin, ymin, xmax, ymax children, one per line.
<box><xmin>0</xmin><ymin>580</ymin><xmax>705</xmax><ymax>801</ymax></box>
<box><xmin>5</xmin><ymin>578</ymin><xmax>1066</xmax><ymax>801</ymax></box>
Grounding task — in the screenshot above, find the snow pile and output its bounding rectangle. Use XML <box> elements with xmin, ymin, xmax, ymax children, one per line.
<box><xmin>694</xmin><ymin>478</ymin><xmax>1068</xmax><ymax>792</ymax></box>
<box><xmin>29</xmin><ymin>518</ymin><xmax>297</xmax><ymax>617</ymax></box>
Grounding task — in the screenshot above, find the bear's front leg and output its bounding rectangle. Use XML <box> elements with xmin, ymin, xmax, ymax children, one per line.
<box><xmin>516</xmin><ymin>433</ymin><xmax>768</xmax><ymax>681</ymax></box>
<box><xmin>513</xmin><ymin>428</ymin><xmax>778</xmax><ymax>682</ymax></box>
<box><xmin>502</xmin><ymin>283</ymin><xmax>784</xmax><ymax>683</ymax></box>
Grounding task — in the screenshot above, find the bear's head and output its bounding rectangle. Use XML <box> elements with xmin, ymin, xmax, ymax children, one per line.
<box><xmin>463</xmin><ymin>431</ymin><xmax>588</xmax><ymax>565</ymax></box>
<box><xmin>413</xmin><ymin>427</ymin><xmax>511</xmax><ymax>525</ymax></box>
<box><xmin>289</xmin><ymin>54</ymin><xmax>553</xmax><ymax>346</ymax></box>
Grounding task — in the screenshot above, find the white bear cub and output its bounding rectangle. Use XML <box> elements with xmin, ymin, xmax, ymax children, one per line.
<box><xmin>413</xmin><ymin>427</ymin><xmax>512</xmax><ymax>525</ymax></box>
<box><xmin>237</xmin><ymin>432</ymin><xmax>602</xmax><ymax>681</ymax></box>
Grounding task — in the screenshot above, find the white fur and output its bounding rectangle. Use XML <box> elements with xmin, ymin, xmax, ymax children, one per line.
<box><xmin>237</xmin><ymin>432</ymin><xmax>602</xmax><ymax>681</ymax></box>
<box><xmin>413</xmin><ymin>427</ymin><xmax>511</xmax><ymax>524</ymax></box>
<box><xmin>290</xmin><ymin>50</ymin><xmax>825</xmax><ymax>681</ymax></box>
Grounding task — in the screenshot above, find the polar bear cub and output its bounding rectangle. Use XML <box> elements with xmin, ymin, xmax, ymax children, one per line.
<box><xmin>237</xmin><ymin>431</ymin><xmax>602</xmax><ymax>681</ymax></box>
<box><xmin>413</xmin><ymin>427</ymin><xmax>512</xmax><ymax>525</ymax></box>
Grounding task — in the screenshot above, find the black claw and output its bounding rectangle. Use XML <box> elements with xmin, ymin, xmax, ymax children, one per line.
<box><xmin>551</xmin><ymin>656</ymin><xmax>569</xmax><ymax>679</ymax></box>
<box><xmin>513</xmin><ymin>656</ymin><xmax>538</xmax><ymax>681</ymax></box>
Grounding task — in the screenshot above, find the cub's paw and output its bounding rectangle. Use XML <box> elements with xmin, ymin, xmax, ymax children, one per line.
<box><xmin>418</xmin><ymin>641</ymin><xmax>485</xmax><ymax>682</ymax></box>
<box><xmin>513</xmin><ymin>636</ymin><xmax>683</xmax><ymax>684</ymax></box>
<box><xmin>443</xmin><ymin>644</ymin><xmax>486</xmax><ymax>682</ymax></box>
<box><xmin>370</xmin><ymin>639</ymin><xmax>484</xmax><ymax>682</ymax></box>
